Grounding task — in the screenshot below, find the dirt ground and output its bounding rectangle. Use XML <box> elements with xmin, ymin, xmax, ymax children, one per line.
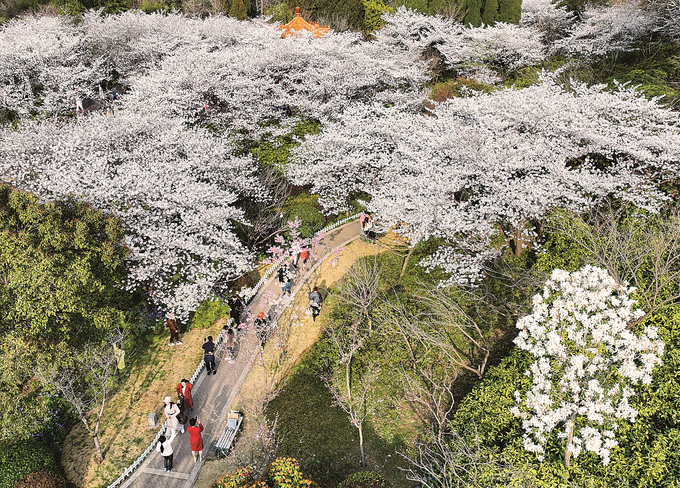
<box><xmin>193</xmin><ymin>232</ymin><xmax>406</xmax><ymax>488</ymax></box>
<box><xmin>61</xmin><ymin>320</ymin><xmax>225</xmax><ymax>487</ymax></box>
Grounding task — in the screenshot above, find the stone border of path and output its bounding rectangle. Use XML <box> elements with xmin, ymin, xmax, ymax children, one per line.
<box><xmin>107</xmin><ymin>213</ymin><xmax>360</xmax><ymax>488</ymax></box>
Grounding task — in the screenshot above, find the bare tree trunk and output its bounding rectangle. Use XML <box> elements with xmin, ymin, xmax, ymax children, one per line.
<box><xmin>92</xmin><ymin>432</ymin><xmax>104</xmax><ymax>463</ymax></box>
<box><xmin>564</xmin><ymin>413</ymin><xmax>576</xmax><ymax>468</ymax></box>
<box><xmin>400</xmin><ymin>245</ymin><xmax>416</xmax><ymax>280</ymax></box>
<box><xmin>358</xmin><ymin>422</ymin><xmax>365</xmax><ymax>466</ymax></box>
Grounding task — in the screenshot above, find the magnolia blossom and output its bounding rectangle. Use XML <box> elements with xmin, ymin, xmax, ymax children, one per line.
<box><xmin>512</xmin><ymin>266</ymin><xmax>665</xmax><ymax>465</ymax></box>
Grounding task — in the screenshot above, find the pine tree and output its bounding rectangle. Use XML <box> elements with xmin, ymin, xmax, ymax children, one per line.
<box><xmin>463</xmin><ymin>0</ymin><xmax>483</xmax><ymax>26</ymax></box>
<box><xmin>481</xmin><ymin>0</ymin><xmax>499</xmax><ymax>24</ymax></box>
<box><xmin>229</xmin><ymin>0</ymin><xmax>248</xmax><ymax>20</ymax></box>
<box><xmin>497</xmin><ymin>0</ymin><xmax>521</xmax><ymax>23</ymax></box>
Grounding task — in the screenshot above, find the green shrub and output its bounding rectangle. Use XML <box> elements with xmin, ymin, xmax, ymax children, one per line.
<box><xmin>0</xmin><ymin>440</ymin><xmax>59</xmax><ymax>488</ymax></box>
<box><xmin>229</xmin><ymin>0</ymin><xmax>248</xmax><ymax>19</ymax></box>
<box><xmin>284</xmin><ymin>203</ymin><xmax>326</xmax><ymax>238</ymax></box>
<box><xmin>338</xmin><ymin>471</ymin><xmax>391</xmax><ymax>488</ymax></box>
<box><xmin>189</xmin><ymin>298</ymin><xmax>230</xmax><ymax>330</ymax></box>
<box><xmin>609</xmin><ymin>69</ymin><xmax>678</xmax><ymax>100</ymax></box>
<box><xmin>14</xmin><ymin>470</ymin><xmax>66</xmax><ymax>488</ymax></box>
<box><xmin>265</xmin><ymin>2</ymin><xmax>293</xmax><ymax>22</ymax></box>
<box><xmin>267</xmin><ymin>457</ymin><xmax>318</xmax><ymax>487</ymax></box>
<box><xmin>211</xmin><ymin>467</ymin><xmax>254</xmax><ymax>488</ymax></box>
<box><xmin>139</xmin><ymin>0</ymin><xmax>169</xmax><ymax>12</ymax></box>
<box><xmin>363</xmin><ymin>0</ymin><xmax>392</xmax><ymax>32</ymax></box>
<box><xmin>50</xmin><ymin>0</ymin><xmax>84</xmax><ymax>17</ymax></box>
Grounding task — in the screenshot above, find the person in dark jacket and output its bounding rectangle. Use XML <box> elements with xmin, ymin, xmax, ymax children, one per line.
<box><xmin>202</xmin><ymin>336</ymin><xmax>216</xmax><ymax>376</ymax></box>
<box><xmin>308</xmin><ymin>287</ymin><xmax>323</xmax><ymax>321</ymax></box>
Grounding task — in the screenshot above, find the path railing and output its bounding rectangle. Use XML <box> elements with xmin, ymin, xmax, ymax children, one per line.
<box><xmin>107</xmin><ymin>318</ymin><xmax>234</xmax><ymax>488</ymax></box>
<box><xmin>245</xmin><ymin>213</ymin><xmax>360</xmax><ymax>305</ymax></box>
<box><xmin>106</xmin><ymin>214</ymin><xmax>360</xmax><ymax>488</ymax></box>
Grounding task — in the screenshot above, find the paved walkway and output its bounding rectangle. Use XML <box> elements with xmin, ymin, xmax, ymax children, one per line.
<box><xmin>121</xmin><ymin>219</ymin><xmax>363</xmax><ymax>488</ymax></box>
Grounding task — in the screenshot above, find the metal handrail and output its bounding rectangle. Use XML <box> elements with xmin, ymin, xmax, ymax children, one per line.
<box><xmin>106</xmin><ymin>213</ymin><xmax>360</xmax><ymax>488</ymax></box>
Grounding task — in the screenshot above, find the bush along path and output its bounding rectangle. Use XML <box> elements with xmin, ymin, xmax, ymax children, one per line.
<box><xmin>117</xmin><ymin>218</ymin><xmax>368</xmax><ymax>488</ymax></box>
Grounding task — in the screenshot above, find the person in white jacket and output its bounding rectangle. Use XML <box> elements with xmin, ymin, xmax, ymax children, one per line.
<box><xmin>156</xmin><ymin>428</ymin><xmax>177</xmax><ymax>472</ymax></box>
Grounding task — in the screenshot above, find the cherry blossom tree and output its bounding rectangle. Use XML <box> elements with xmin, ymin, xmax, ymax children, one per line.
<box><xmin>551</xmin><ymin>1</ymin><xmax>657</xmax><ymax>61</ymax></box>
<box><xmin>289</xmin><ymin>74</ymin><xmax>680</xmax><ymax>285</ymax></box>
<box><xmin>511</xmin><ymin>266</ymin><xmax>665</xmax><ymax>467</ymax></box>
<box><xmin>0</xmin><ymin>112</ymin><xmax>257</xmax><ymax>317</ymax></box>
<box><xmin>377</xmin><ymin>7</ymin><xmax>546</xmax><ymax>82</ymax></box>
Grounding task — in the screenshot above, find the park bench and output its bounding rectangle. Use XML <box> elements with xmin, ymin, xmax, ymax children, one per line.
<box><xmin>214</xmin><ymin>411</ymin><xmax>243</xmax><ymax>457</ymax></box>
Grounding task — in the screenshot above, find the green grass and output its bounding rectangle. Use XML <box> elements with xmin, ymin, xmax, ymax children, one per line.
<box><xmin>266</xmin><ymin>341</ymin><xmax>415</xmax><ymax>488</ymax></box>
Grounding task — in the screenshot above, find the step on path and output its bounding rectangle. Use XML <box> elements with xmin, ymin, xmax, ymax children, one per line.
<box><xmin>121</xmin><ymin>219</ymin><xmax>363</xmax><ymax>488</ymax></box>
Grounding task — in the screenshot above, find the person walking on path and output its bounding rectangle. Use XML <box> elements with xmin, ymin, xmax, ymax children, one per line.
<box><xmin>225</xmin><ymin>327</ymin><xmax>236</xmax><ymax>363</ymax></box>
<box><xmin>254</xmin><ymin>312</ymin><xmax>269</xmax><ymax>348</ymax></box>
<box><xmin>278</xmin><ymin>264</ymin><xmax>291</xmax><ymax>295</ymax></box>
<box><xmin>203</xmin><ymin>336</ymin><xmax>216</xmax><ymax>375</ymax></box>
<box><xmin>309</xmin><ymin>287</ymin><xmax>323</xmax><ymax>322</ymax></box>
<box><xmin>228</xmin><ymin>294</ymin><xmax>245</xmax><ymax>327</ymax></box>
<box><xmin>176</xmin><ymin>379</ymin><xmax>193</xmax><ymax>413</ymax></box>
<box><xmin>166</xmin><ymin>312</ymin><xmax>182</xmax><ymax>346</ymax></box>
<box><xmin>156</xmin><ymin>429</ymin><xmax>177</xmax><ymax>472</ymax></box>
<box><xmin>186</xmin><ymin>417</ymin><xmax>205</xmax><ymax>462</ymax></box>
<box><xmin>163</xmin><ymin>396</ymin><xmax>183</xmax><ymax>434</ymax></box>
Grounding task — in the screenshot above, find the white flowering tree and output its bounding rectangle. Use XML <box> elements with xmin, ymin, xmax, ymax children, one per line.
<box><xmin>377</xmin><ymin>7</ymin><xmax>547</xmax><ymax>83</ymax></box>
<box><xmin>511</xmin><ymin>266</ymin><xmax>665</xmax><ymax>467</ymax></box>
<box><xmin>0</xmin><ymin>112</ymin><xmax>257</xmax><ymax>318</ymax></box>
<box><xmin>290</xmin><ymin>75</ymin><xmax>680</xmax><ymax>286</ymax></box>
<box><xmin>551</xmin><ymin>1</ymin><xmax>657</xmax><ymax>61</ymax></box>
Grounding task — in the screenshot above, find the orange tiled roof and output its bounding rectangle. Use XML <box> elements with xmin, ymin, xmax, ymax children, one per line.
<box><xmin>279</xmin><ymin>7</ymin><xmax>330</xmax><ymax>38</ymax></box>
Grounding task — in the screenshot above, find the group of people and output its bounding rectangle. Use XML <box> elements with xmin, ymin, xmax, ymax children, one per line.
<box><xmin>158</xmin><ymin>381</ymin><xmax>204</xmax><ymax>472</ymax></box>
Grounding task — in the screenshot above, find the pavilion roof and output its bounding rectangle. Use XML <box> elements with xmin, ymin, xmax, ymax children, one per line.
<box><xmin>279</xmin><ymin>7</ymin><xmax>330</xmax><ymax>38</ymax></box>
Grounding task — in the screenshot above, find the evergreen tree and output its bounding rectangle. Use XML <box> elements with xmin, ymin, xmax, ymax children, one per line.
<box><xmin>463</xmin><ymin>0</ymin><xmax>483</xmax><ymax>25</ymax></box>
<box><xmin>497</xmin><ymin>0</ymin><xmax>521</xmax><ymax>23</ymax></box>
<box><xmin>481</xmin><ymin>0</ymin><xmax>499</xmax><ymax>24</ymax></box>
<box><xmin>229</xmin><ymin>0</ymin><xmax>248</xmax><ymax>20</ymax></box>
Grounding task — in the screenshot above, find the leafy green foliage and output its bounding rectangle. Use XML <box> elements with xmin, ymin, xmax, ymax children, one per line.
<box><xmin>0</xmin><ymin>185</ymin><xmax>130</xmax><ymax>440</ymax></box>
<box><xmin>211</xmin><ymin>459</ymin><xmax>318</xmax><ymax>488</ymax></box>
<box><xmin>0</xmin><ymin>440</ymin><xmax>60</xmax><ymax>488</ymax></box>
<box><xmin>363</xmin><ymin>0</ymin><xmax>393</xmax><ymax>32</ymax></box>
<box><xmin>265</xmin><ymin>2</ymin><xmax>294</xmax><ymax>22</ymax></box>
<box><xmin>338</xmin><ymin>471</ymin><xmax>391</xmax><ymax>488</ymax></box>
<box><xmin>229</xmin><ymin>0</ymin><xmax>248</xmax><ymax>20</ymax></box>
<box><xmin>189</xmin><ymin>298</ymin><xmax>231</xmax><ymax>330</ymax></box>
<box><xmin>481</xmin><ymin>0</ymin><xmax>498</xmax><ymax>25</ymax></box>
<box><xmin>496</xmin><ymin>0</ymin><xmax>520</xmax><ymax>23</ymax></box>
<box><xmin>284</xmin><ymin>203</ymin><xmax>326</xmax><ymax>238</ymax></box>
<box><xmin>609</xmin><ymin>69</ymin><xmax>678</xmax><ymax>100</ymax></box>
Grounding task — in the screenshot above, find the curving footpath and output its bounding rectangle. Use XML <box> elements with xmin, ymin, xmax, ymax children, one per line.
<box><xmin>116</xmin><ymin>217</ymin><xmax>363</xmax><ymax>488</ymax></box>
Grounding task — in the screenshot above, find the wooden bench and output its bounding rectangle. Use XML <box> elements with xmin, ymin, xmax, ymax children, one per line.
<box><xmin>214</xmin><ymin>411</ymin><xmax>243</xmax><ymax>457</ymax></box>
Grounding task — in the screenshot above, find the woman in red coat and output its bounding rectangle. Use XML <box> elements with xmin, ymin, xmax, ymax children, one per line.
<box><xmin>176</xmin><ymin>379</ymin><xmax>193</xmax><ymax>412</ymax></box>
<box><xmin>187</xmin><ymin>417</ymin><xmax>204</xmax><ymax>462</ymax></box>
